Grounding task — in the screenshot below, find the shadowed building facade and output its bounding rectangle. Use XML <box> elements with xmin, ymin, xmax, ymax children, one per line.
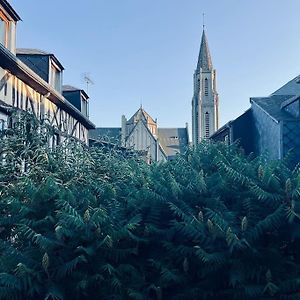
<box><xmin>192</xmin><ymin>29</ymin><xmax>219</xmax><ymax>145</ymax></box>
<box><xmin>211</xmin><ymin>75</ymin><xmax>300</xmax><ymax>166</ymax></box>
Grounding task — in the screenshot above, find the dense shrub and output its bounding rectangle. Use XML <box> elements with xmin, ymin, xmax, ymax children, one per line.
<box><xmin>0</xmin><ymin>113</ymin><xmax>300</xmax><ymax>299</ymax></box>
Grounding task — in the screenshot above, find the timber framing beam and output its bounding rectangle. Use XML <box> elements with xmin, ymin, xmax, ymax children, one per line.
<box><xmin>0</xmin><ymin>43</ymin><xmax>95</xmax><ymax>129</ymax></box>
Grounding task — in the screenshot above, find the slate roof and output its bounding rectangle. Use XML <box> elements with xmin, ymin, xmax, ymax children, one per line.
<box><xmin>63</xmin><ymin>85</ymin><xmax>89</xmax><ymax>99</ymax></box>
<box><xmin>63</xmin><ymin>85</ymin><xmax>80</xmax><ymax>92</ymax></box>
<box><xmin>127</xmin><ymin>107</ymin><xmax>156</xmax><ymax>125</ymax></box>
<box><xmin>16</xmin><ymin>48</ymin><xmax>50</xmax><ymax>55</ymax></box>
<box><xmin>16</xmin><ymin>48</ymin><xmax>65</xmax><ymax>71</ymax></box>
<box><xmin>89</xmin><ymin>128</ymin><xmax>121</xmax><ymax>144</ymax></box>
<box><xmin>158</xmin><ymin>128</ymin><xmax>189</xmax><ymax>159</ymax></box>
<box><xmin>197</xmin><ymin>29</ymin><xmax>213</xmax><ymax>72</ymax></box>
<box><xmin>210</xmin><ymin>121</ymin><xmax>231</xmax><ymax>139</ymax></box>
<box><xmin>272</xmin><ymin>75</ymin><xmax>300</xmax><ymax>96</ymax></box>
<box><xmin>250</xmin><ymin>95</ymin><xmax>298</xmax><ymax>122</ymax></box>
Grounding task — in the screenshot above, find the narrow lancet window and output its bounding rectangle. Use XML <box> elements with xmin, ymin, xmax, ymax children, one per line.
<box><xmin>205</xmin><ymin>78</ymin><xmax>208</xmax><ymax>96</ymax></box>
<box><xmin>205</xmin><ymin>112</ymin><xmax>210</xmax><ymax>138</ymax></box>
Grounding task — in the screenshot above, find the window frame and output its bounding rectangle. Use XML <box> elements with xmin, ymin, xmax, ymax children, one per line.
<box><xmin>0</xmin><ymin>10</ymin><xmax>9</xmax><ymax>47</ymax></box>
<box><xmin>80</xmin><ymin>94</ymin><xmax>89</xmax><ymax>117</ymax></box>
<box><xmin>49</xmin><ymin>59</ymin><xmax>62</xmax><ymax>93</ymax></box>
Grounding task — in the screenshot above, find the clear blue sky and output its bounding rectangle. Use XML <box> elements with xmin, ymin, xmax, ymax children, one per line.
<box><xmin>9</xmin><ymin>0</ymin><xmax>300</xmax><ymax>129</ymax></box>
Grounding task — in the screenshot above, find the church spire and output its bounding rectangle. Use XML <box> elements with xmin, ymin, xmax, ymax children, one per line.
<box><xmin>196</xmin><ymin>29</ymin><xmax>213</xmax><ymax>72</ymax></box>
<box><xmin>192</xmin><ymin>26</ymin><xmax>219</xmax><ymax>145</ymax></box>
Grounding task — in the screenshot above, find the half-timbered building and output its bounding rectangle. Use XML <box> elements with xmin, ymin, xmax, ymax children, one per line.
<box><xmin>0</xmin><ymin>0</ymin><xmax>95</xmax><ymax>144</ymax></box>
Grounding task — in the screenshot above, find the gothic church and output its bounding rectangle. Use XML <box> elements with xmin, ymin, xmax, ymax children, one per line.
<box><xmin>192</xmin><ymin>28</ymin><xmax>219</xmax><ymax>144</ymax></box>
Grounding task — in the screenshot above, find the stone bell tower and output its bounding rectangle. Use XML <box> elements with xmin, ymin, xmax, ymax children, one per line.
<box><xmin>192</xmin><ymin>28</ymin><xmax>219</xmax><ymax>144</ymax></box>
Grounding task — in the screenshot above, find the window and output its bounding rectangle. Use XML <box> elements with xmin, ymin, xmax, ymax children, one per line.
<box><xmin>204</xmin><ymin>78</ymin><xmax>208</xmax><ymax>96</ymax></box>
<box><xmin>224</xmin><ymin>134</ymin><xmax>229</xmax><ymax>145</ymax></box>
<box><xmin>0</xmin><ymin>11</ymin><xmax>8</xmax><ymax>47</ymax></box>
<box><xmin>81</xmin><ymin>97</ymin><xmax>88</xmax><ymax>117</ymax></box>
<box><xmin>50</xmin><ymin>64</ymin><xmax>62</xmax><ymax>92</ymax></box>
<box><xmin>205</xmin><ymin>112</ymin><xmax>210</xmax><ymax>138</ymax></box>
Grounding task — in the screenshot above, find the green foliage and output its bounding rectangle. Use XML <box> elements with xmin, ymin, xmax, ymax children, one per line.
<box><xmin>0</xmin><ymin>112</ymin><xmax>300</xmax><ymax>299</ymax></box>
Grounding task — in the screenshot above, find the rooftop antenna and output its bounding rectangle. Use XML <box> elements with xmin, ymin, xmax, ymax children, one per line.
<box><xmin>202</xmin><ymin>13</ymin><xmax>205</xmax><ymax>30</ymax></box>
<box><xmin>82</xmin><ymin>72</ymin><xmax>94</xmax><ymax>94</ymax></box>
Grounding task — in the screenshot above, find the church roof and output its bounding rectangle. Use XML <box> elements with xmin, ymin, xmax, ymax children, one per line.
<box><xmin>197</xmin><ymin>29</ymin><xmax>213</xmax><ymax>72</ymax></box>
<box><xmin>158</xmin><ymin>128</ymin><xmax>189</xmax><ymax>159</ymax></box>
<box><xmin>127</xmin><ymin>107</ymin><xmax>156</xmax><ymax>125</ymax></box>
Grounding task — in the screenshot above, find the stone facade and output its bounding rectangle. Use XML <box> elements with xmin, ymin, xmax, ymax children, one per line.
<box><xmin>192</xmin><ymin>29</ymin><xmax>219</xmax><ymax>145</ymax></box>
<box><xmin>90</xmin><ymin>107</ymin><xmax>189</xmax><ymax>162</ymax></box>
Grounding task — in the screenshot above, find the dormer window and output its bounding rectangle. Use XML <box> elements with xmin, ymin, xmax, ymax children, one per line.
<box><xmin>0</xmin><ymin>11</ymin><xmax>8</xmax><ymax>47</ymax></box>
<box><xmin>81</xmin><ymin>95</ymin><xmax>88</xmax><ymax>117</ymax></box>
<box><xmin>62</xmin><ymin>85</ymin><xmax>89</xmax><ymax>118</ymax></box>
<box><xmin>17</xmin><ymin>50</ymin><xmax>65</xmax><ymax>90</ymax></box>
<box><xmin>50</xmin><ymin>60</ymin><xmax>62</xmax><ymax>93</ymax></box>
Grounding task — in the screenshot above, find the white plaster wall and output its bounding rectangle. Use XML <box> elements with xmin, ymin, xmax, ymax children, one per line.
<box><xmin>0</xmin><ymin>66</ymin><xmax>88</xmax><ymax>143</ymax></box>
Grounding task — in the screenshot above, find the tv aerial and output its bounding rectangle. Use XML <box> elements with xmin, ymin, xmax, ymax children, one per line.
<box><xmin>82</xmin><ymin>72</ymin><xmax>94</xmax><ymax>94</ymax></box>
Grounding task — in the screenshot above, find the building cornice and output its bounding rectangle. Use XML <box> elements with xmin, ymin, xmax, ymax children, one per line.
<box><xmin>0</xmin><ymin>0</ymin><xmax>21</xmax><ymax>21</ymax></box>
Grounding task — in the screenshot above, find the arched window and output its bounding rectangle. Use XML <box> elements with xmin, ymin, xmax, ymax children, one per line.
<box><xmin>205</xmin><ymin>112</ymin><xmax>210</xmax><ymax>138</ymax></box>
<box><xmin>204</xmin><ymin>78</ymin><xmax>208</xmax><ymax>96</ymax></box>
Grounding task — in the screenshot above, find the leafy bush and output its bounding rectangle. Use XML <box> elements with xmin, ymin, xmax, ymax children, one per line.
<box><xmin>0</xmin><ymin>113</ymin><xmax>300</xmax><ymax>299</ymax></box>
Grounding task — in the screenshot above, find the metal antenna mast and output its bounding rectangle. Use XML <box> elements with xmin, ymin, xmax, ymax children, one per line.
<box><xmin>83</xmin><ymin>73</ymin><xmax>94</xmax><ymax>94</ymax></box>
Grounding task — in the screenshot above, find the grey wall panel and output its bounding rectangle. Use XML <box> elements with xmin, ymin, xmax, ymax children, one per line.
<box><xmin>251</xmin><ymin>104</ymin><xmax>281</xmax><ymax>160</ymax></box>
<box><xmin>63</xmin><ymin>90</ymin><xmax>81</xmax><ymax>111</ymax></box>
<box><xmin>17</xmin><ymin>54</ymin><xmax>49</xmax><ymax>82</ymax></box>
<box><xmin>282</xmin><ymin>121</ymin><xmax>300</xmax><ymax>166</ymax></box>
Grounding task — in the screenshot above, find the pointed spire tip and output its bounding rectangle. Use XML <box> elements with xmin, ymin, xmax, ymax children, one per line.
<box><xmin>196</xmin><ymin>27</ymin><xmax>213</xmax><ymax>72</ymax></box>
